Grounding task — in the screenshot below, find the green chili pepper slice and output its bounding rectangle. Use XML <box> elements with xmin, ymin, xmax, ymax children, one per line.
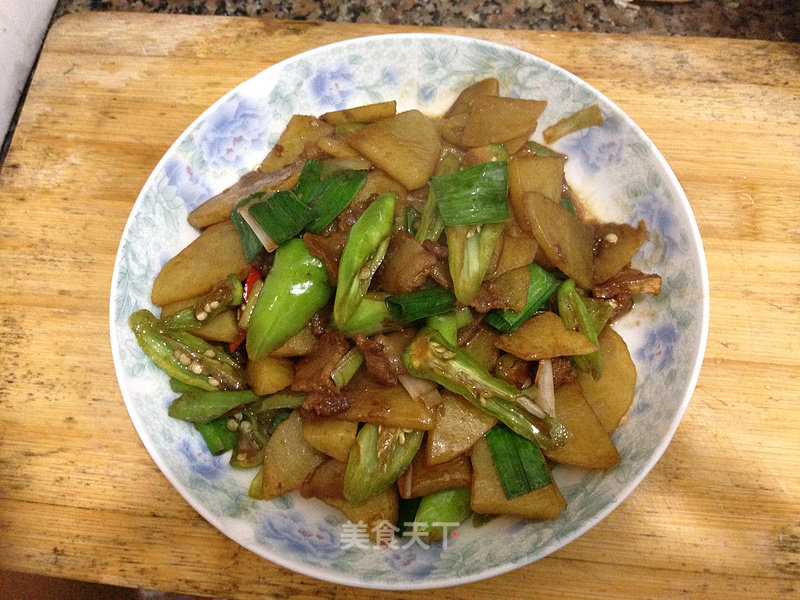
<box><xmin>333</xmin><ymin>192</ymin><xmax>396</xmax><ymax>331</ymax></box>
<box><xmin>246</xmin><ymin>237</ymin><xmax>332</xmax><ymax>359</ymax></box>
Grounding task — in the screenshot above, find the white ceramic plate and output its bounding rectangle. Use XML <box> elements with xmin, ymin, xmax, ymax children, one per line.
<box><xmin>110</xmin><ymin>33</ymin><xmax>709</xmax><ymax>589</ymax></box>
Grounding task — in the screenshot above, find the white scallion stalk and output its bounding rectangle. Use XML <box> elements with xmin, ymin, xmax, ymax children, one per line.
<box><xmin>237</xmin><ymin>202</ymin><xmax>278</xmax><ymax>252</ymax></box>
<box><xmin>537</xmin><ymin>358</ymin><xmax>556</xmax><ymax>416</ymax></box>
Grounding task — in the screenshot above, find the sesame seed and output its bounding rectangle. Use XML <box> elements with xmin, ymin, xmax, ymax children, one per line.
<box><xmin>178</xmin><ymin>353</ymin><xmax>191</xmax><ymax>366</ymax></box>
<box><xmin>209</xmin><ymin>301</ymin><xmax>220</xmax><ymax>310</ymax></box>
<box><xmin>226</xmin><ymin>419</ymin><xmax>238</xmax><ymax>431</ymax></box>
<box><xmin>604</xmin><ymin>233</ymin><xmax>619</xmax><ymax>244</ymax></box>
<box><xmin>204</xmin><ymin>349</ymin><xmax>215</xmax><ymax>358</ymax></box>
<box><xmin>207</xmin><ymin>377</ymin><xmax>220</xmax><ymax>387</ymax></box>
<box><xmin>239</xmin><ymin>420</ymin><xmax>252</xmax><ymax>432</ymax></box>
<box><xmin>189</xmin><ymin>361</ymin><xmax>203</xmax><ymax>374</ymax></box>
<box><xmin>196</xmin><ymin>311</ymin><xmax>208</xmax><ymax>321</ymax></box>
<box><xmin>359</xmin><ymin>266</ymin><xmax>371</xmax><ymax>280</ymax></box>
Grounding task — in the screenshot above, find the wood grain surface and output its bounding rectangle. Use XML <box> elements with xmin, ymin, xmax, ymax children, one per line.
<box><xmin>1</xmin><ymin>12</ymin><xmax>798</xmax><ymax>599</ymax></box>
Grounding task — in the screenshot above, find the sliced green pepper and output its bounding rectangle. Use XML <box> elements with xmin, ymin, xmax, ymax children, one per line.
<box><xmin>343</xmin><ymin>423</ymin><xmax>424</xmax><ymax>506</ymax></box>
<box><xmin>557</xmin><ymin>278</ymin><xmax>602</xmax><ymax>379</ymax></box>
<box><xmin>246</xmin><ymin>238</ymin><xmax>332</xmax><ymax>359</ymax></box>
<box><xmin>446</xmin><ymin>221</ymin><xmax>505</xmax><ymax>305</ymax></box>
<box><xmin>129</xmin><ymin>309</ymin><xmax>246</xmax><ymax>391</ymax></box>
<box><xmin>163</xmin><ymin>273</ymin><xmax>244</xmax><ymax>331</ymax></box>
<box><xmin>403</xmin><ymin>328</ymin><xmax>568</xmax><ymax>450</ymax></box>
<box><xmin>333</xmin><ymin>192</ymin><xmax>396</xmax><ymax>331</ymax></box>
<box><xmin>413</xmin><ymin>487</ymin><xmax>472</xmax><ymax>543</ymax></box>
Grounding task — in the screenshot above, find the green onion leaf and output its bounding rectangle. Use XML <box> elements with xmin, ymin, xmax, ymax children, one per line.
<box><xmin>385</xmin><ymin>287</ymin><xmax>456</xmax><ymax>323</ymax></box>
<box><xmin>432</xmin><ymin>161</ymin><xmax>509</xmax><ymax>227</ymax></box>
<box><xmin>248</xmin><ymin>189</ymin><xmax>314</xmax><ymax>246</ymax></box>
<box><xmin>295</xmin><ymin>159</ymin><xmax>367</xmax><ymax>233</ymax></box>
<box><xmin>485</xmin><ymin>424</ymin><xmax>552</xmax><ymax>499</ymax></box>
<box><xmin>231</xmin><ymin>193</ymin><xmax>268</xmax><ymax>262</ymax></box>
<box><xmin>485</xmin><ymin>264</ymin><xmax>561</xmax><ymax>333</ymax></box>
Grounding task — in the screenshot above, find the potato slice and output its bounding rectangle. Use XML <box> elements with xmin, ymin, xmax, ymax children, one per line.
<box><xmin>320</xmin><ymin>100</ymin><xmax>397</xmax><ymax>125</ymax></box>
<box><xmin>300</xmin><ymin>415</ymin><xmax>358</xmax><ymax>463</ymax></box>
<box><xmin>426</xmin><ymin>391</ymin><xmax>496</xmax><ymax>465</ymax></box>
<box><xmin>300</xmin><ymin>458</ymin><xmax>346</xmax><ymax>499</ymax></box>
<box><xmin>397</xmin><ymin>451</ymin><xmax>472</xmax><ymax>499</ymax></box>
<box><xmin>445</xmin><ymin>77</ymin><xmax>499</xmax><ymax>118</ymax></box>
<box><xmin>189</xmin><ymin>309</ymin><xmax>240</xmax><ymax>343</ymax></box>
<box><xmin>347</xmin><ymin>110</ymin><xmax>441</xmax><ymax>190</ymax></box>
<box><xmin>187</xmin><ymin>167</ymin><xmax>298</xmax><ymax>229</ymax></box>
<box><xmin>268</xmin><ymin>325</ymin><xmax>317</xmax><ymax>358</ymax></box>
<box><xmin>495</xmin><ymin>311</ymin><xmax>598</xmax><ymax>361</ymax></box>
<box><xmin>508</xmin><ymin>155</ymin><xmax>568</xmax><ymax>215</ymax></box>
<box><xmin>260</xmin><ymin>115</ymin><xmax>334</xmax><ymax>173</ymax></box>
<box><xmin>322</xmin><ymin>486</ymin><xmax>399</xmax><ymax>545</ymax></box>
<box><xmin>261</xmin><ymin>410</ymin><xmax>326</xmax><ymax>500</ymax></box>
<box><xmin>578</xmin><ymin>327</ymin><xmax>637</xmax><ymax>434</ymax></box>
<box><xmin>543</xmin><ymin>381</ymin><xmax>620</xmax><ymax>469</ymax></box>
<box><xmin>488</xmin><ymin>224</ymin><xmax>538</xmax><ymax>278</ymax></box>
<box><xmin>338</xmin><ymin>370</ymin><xmax>436</xmax><ymax>430</ymax></box>
<box><xmin>460</xmin><ymin>96</ymin><xmax>547</xmax><ymax>148</ymax></box>
<box><xmin>246</xmin><ymin>355</ymin><xmax>294</xmax><ymax>395</ymax></box>
<box><xmin>522</xmin><ymin>191</ymin><xmax>594</xmax><ymax>290</ymax></box>
<box><xmin>151</xmin><ymin>220</ymin><xmax>249</xmax><ymax>306</ymax></box>
<box><xmin>299</xmin><ymin>458</ymin><xmax>400</xmax><ymax>545</ymax></box>
<box><xmin>593</xmin><ymin>220</ymin><xmax>647</xmax><ymax>284</ymax></box>
<box><xmin>470</xmin><ymin>437</ymin><xmax>564</xmax><ymax>520</ymax></box>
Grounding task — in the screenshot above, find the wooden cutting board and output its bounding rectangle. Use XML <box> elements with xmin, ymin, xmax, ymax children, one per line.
<box><xmin>1</xmin><ymin>12</ymin><xmax>798</xmax><ymax>600</ymax></box>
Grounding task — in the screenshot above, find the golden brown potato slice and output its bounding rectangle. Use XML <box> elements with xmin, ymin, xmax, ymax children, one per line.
<box><xmin>151</xmin><ymin>220</ymin><xmax>250</xmax><ymax>306</ymax></box>
<box><xmin>315</xmin><ymin>135</ymin><xmax>363</xmax><ymax>160</ymax></box>
<box><xmin>543</xmin><ymin>381</ymin><xmax>620</xmax><ymax>469</ymax></box>
<box><xmin>444</xmin><ymin>78</ymin><xmax>499</xmax><ymax>118</ymax></box>
<box><xmin>508</xmin><ymin>155</ymin><xmax>567</xmax><ymax>212</ymax></box>
<box><xmin>187</xmin><ymin>167</ymin><xmax>298</xmax><ymax>229</ymax></box>
<box><xmin>268</xmin><ymin>325</ymin><xmax>317</xmax><ymax>358</ymax></box>
<box><xmin>347</xmin><ymin>110</ymin><xmax>442</xmax><ymax>190</ymax></box>
<box><xmin>298</xmin><ymin>457</ymin><xmax>400</xmax><ymax>545</ymax></box>
<box><xmin>488</xmin><ymin>224</ymin><xmax>539</xmax><ymax>278</ymax></box>
<box><xmin>477</xmin><ymin>265</ymin><xmax>531</xmax><ymax>313</ymax></box>
<box><xmin>189</xmin><ymin>309</ymin><xmax>240</xmax><ymax>343</ymax></box>
<box><xmin>397</xmin><ymin>451</ymin><xmax>472</xmax><ymax>499</ymax></box>
<box><xmin>495</xmin><ymin>311</ymin><xmax>598</xmax><ymax>361</ymax></box>
<box><xmin>260</xmin><ymin>115</ymin><xmax>334</xmax><ymax>173</ymax></box>
<box><xmin>426</xmin><ymin>391</ymin><xmax>496</xmax><ymax>465</ymax></box>
<box><xmin>322</xmin><ymin>487</ymin><xmax>399</xmax><ymax>545</ymax></box>
<box><xmin>470</xmin><ymin>437</ymin><xmax>564</xmax><ymax>520</ymax></box>
<box><xmin>300</xmin><ymin>415</ymin><xmax>358</xmax><ymax>463</ymax></box>
<box><xmin>460</xmin><ymin>96</ymin><xmax>547</xmax><ymax>148</ymax></box>
<box><xmin>261</xmin><ymin>410</ymin><xmax>326</xmax><ymax>500</ymax></box>
<box><xmin>299</xmin><ymin>458</ymin><xmax>346</xmax><ymax>499</ymax></box>
<box><xmin>458</xmin><ymin>322</ymin><xmax>501</xmax><ymax>373</ymax></box>
<box><xmin>320</xmin><ymin>100</ymin><xmax>397</xmax><ymax>125</ymax></box>
<box><xmin>593</xmin><ymin>220</ymin><xmax>648</xmax><ymax>284</ymax></box>
<box><xmin>522</xmin><ymin>191</ymin><xmax>594</xmax><ymax>290</ymax></box>
<box><xmin>338</xmin><ymin>370</ymin><xmax>436</xmax><ymax>430</ymax></box>
<box><xmin>578</xmin><ymin>327</ymin><xmax>637</xmax><ymax>434</ymax></box>
<box><xmin>246</xmin><ymin>355</ymin><xmax>294</xmax><ymax>395</ymax></box>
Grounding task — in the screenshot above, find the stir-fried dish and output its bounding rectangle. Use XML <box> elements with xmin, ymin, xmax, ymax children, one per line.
<box><xmin>130</xmin><ymin>78</ymin><xmax>662</xmax><ymax>544</ymax></box>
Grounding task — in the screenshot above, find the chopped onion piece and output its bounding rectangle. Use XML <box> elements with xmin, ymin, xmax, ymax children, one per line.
<box><xmin>398</xmin><ymin>373</ymin><xmax>438</xmax><ymax>400</ymax></box>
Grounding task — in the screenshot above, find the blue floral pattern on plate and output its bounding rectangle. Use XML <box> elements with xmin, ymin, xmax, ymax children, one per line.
<box><xmin>109</xmin><ymin>34</ymin><xmax>709</xmax><ymax>590</ymax></box>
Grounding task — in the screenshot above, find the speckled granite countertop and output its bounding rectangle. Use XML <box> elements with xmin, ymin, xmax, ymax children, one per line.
<box><xmin>54</xmin><ymin>0</ymin><xmax>798</xmax><ymax>42</ymax></box>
